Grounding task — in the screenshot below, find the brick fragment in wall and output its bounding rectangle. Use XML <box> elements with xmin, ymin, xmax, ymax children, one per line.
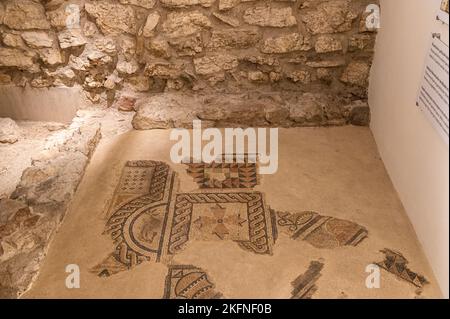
<box><xmin>315</xmin><ymin>35</ymin><xmax>343</xmax><ymax>53</ymax></box>
<box><xmin>207</xmin><ymin>30</ymin><xmax>261</xmax><ymax>49</ymax></box>
<box><xmin>38</xmin><ymin>48</ymin><xmax>64</xmax><ymax>66</ymax></box>
<box><xmin>240</xmin><ymin>56</ymin><xmax>280</xmax><ymax>67</ymax></box>
<box><xmin>248</xmin><ymin>71</ymin><xmax>269</xmax><ymax>82</ymax></box>
<box><xmin>46</xmin><ymin>5</ymin><xmax>74</xmax><ymax>31</ymax></box>
<box><xmin>21</xmin><ymin>32</ymin><xmax>54</xmax><ymax>49</ymax></box>
<box><xmin>168</xmin><ymin>34</ymin><xmax>203</xmax><ymax>56</ymax></box>
<box><xmin>163</xmin><ymin>11</ymin><xmax>211</xmax><ymax>38</ymax></box>
<box><xmin>306</xmin><ymin>59</ymin><xmax>347</xmax><ymax>68</ymax></box>
<box><xmin>287</xmin><ymin>71</ymin><xmax>312</xmax><ymax>85</ymax></box>
<box><xmin>262</xmin><ymin>33</ymin><xmax>311</xmax><ymax>54</ymax></box>
<box><xmin>301</xmin><ymin>0</ymin><xmax>357</xmax><ymax>34</ymax></box>
<box><xmin>145</xmin><ymin>38</ymin><xmax>171</xmax><ymax>58</ymax></box>
<box><xmin>349</xmin><ymin>34</ymin><xmax>376</xmax><ymax>52</ymax></box>
<box><xmin>2</xmin><ymin>0</ymin><xmax>50</xmax><ymax>30</ymax></box>
<box><xmin>2</xmin><ymin>33</ymin><xmax>26</xmax><ymax>48</ymax></box>
<box><xmin>0</xmin><ymin>48</ymin><xmax>37</xmax><ymax>71</ymax></box>
<box><xmin>194</xmin><ymin>54</ymin><xmax>239</xmax><ymax>75</ymax></box>
<box><xmin>58</xmin><ymin>29</ymin><xmax>87</xmax><ymax>49</ymax></box>
<box><xmin>85</xmin><ymin>1</ymin><xmax>138</xmax><ymax>36</ymax></box>
<box><xmin>340</xmin><ymin>62</ymin><xmax>371</xmax><ymax>87</ymax></box>
<box><xmin>124</xmin><ymin>75</ymin><xmax>151</xmax><ymax>92</ymax></box>
<box><xmin>145</xmin><ymin>62</ymin><xmax>185</xmax><ymax>79</ymax></box>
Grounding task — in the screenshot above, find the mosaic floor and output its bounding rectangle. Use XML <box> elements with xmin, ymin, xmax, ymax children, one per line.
<box><xmin>23</xmin><ymin>127</ymin><xmax>442</xmax><ymax>298</ymax></box>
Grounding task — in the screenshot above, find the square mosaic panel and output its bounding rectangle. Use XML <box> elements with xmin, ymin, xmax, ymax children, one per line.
<box><xmin>186</xmin><ymin>162</ymin><xmax>259</xmax><ymax>189</ymax></box>
<box><xmin>164</xmin><ymin>192</ymin><xmax>274</xmax><ymax>256</ymax></box>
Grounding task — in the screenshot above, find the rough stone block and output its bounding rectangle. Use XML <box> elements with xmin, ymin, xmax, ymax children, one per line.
<box><xmin>243</xmin><ymin>6</ymin><xmax>297</xmax><ymax>27</ymax></box>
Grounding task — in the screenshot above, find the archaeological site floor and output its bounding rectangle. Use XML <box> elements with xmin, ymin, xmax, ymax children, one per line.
<box><xmin>21</xmin><ymin>127</ymin><xmax>442</xmax><ymax>299</ymax></box>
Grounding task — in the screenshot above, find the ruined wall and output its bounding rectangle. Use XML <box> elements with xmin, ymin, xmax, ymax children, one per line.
<box><xmin>0</xmin><ymin>0</ymin><xmax>378</xmax><ymax>126</ymax></box>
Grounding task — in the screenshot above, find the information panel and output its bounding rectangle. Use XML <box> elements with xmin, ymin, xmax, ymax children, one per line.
<box><xmin>416</xmin><ymin>35</ymin><xmax>449</xmax><ymax>145</ymax></box>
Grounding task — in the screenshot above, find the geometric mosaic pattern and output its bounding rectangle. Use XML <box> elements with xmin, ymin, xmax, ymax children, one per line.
<box><xmin>276</xmin><ymin>211</ymin><xmax>368</xmax><ymax>249</ymax></box>
<box><xmin>186</xmin><ymin>161</ymin><xmax>258</xmax><ymax>189</ymax></box>
<box><xmin>166</xmin><ymin>192</ymin><xmax>274</xmax><ymax>255</ymax></box>
<box><xmin>375</xmin><ymin>249</ymin><xmax>429</xmax><ymax>288</ymax></box>
<box><xmin>91</xmin><ymin>159</ymin><xmax>273</xmax><ymax>277</ymax></box>
<box><xmin>91</xmin><ymin>160</ymin><xmax>176</xmax><ymax>276</ymax></box>
<box><xmin>163</xmin><ymin>264</ymin><xmax>222</xmax><ymax>299</ymax></box>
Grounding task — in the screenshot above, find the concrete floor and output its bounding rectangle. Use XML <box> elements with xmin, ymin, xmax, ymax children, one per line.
<box><xmin>23</xmin><ymin>127</ymin><xmax>442</xmax><ymax>298</ymax></box>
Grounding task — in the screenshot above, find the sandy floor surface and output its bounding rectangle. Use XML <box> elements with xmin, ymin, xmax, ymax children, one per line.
<box><xmin>22</xmin><ymin>126</ymin><xmax>442</xmax><ymax>299</ymax></box>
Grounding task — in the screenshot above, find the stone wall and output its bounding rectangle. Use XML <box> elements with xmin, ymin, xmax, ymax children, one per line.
<box><xmin>0</xmin><ymin>0</ymin><xmax>378</xmax><ymax>126</ymax></box>
<box><xmin>0</xmin><ymin>109</ymin><xmax>133</xmax><ymax>298</ymax></box>
<box><xmin>0</xmin><ymin>113</ymin><xmax>102</xmax><ymax>298</ymax></box>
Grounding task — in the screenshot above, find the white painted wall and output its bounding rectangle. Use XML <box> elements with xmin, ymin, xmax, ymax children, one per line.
<box><xmin>369</xmin><ymin>0</ymin><xmax>449</xmax><ymax>297</ymax></box>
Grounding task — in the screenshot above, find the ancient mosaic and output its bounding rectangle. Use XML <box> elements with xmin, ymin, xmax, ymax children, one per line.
<box><xmin>163</xmin><ymin>264</ymin><xmax>222</xmax><ymax>299</ymax></box>
<box><xmin>92</xmin><ymin>159</ymin><xmax>273</xmax><ymax>276</ymax></box>
<box><xmin>291</xmin><ymin>260</ymin><xmax>324</xmax><ymax>299</ymax></box>
<box><xmin>88</xmin><ymin>158</ymin><xmax>437</xmax><ymax>299</ymax></box>
<box><xmin>166</xmin><ymin>192</ymin><xmax>274</xmax><ymax>255</ymax></box>
<box><xmin>186</xmin><ymin>161</ymin><xmax>259</xmax><ymax>189</ymax></box>
<box><xmin>375</xmin><ymin>249</ymin><xmax>429</xmax><ymax>288</ymax></box>
<box><xmin>276</xmin><ymin>211</ymin><xmax>368</xmax><ymax>248</ymax></box>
